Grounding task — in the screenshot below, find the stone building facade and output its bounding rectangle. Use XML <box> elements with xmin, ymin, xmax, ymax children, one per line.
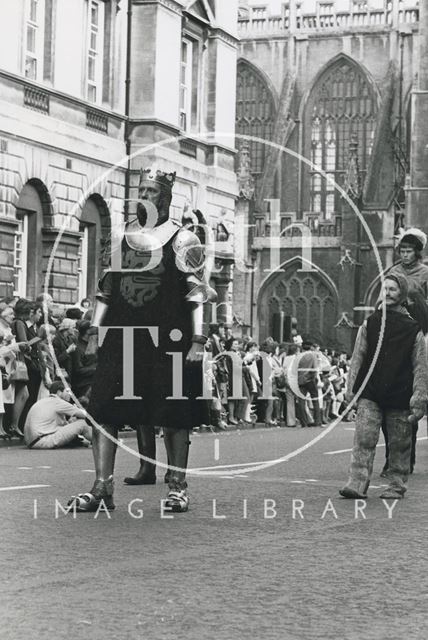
<box><xmin>126</xmin><ymin>0</ymin><xmax>239</xmax><ymax>324</ymax></box>
<box><xmin>0</xmin><ymin>0</ymin><xmax>127</xmax><ymax>304</ymax></box>
<box><xmin>0</xmin><ymin>0</ymin><xmax>239</xmax><ymax>316</ymax></box>
<box><xmin>234</xmin><ymin>0</ymin><xmax>422</xmax><ymax>351</ymax></box>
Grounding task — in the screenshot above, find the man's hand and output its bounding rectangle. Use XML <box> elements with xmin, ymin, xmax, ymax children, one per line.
<box><xmin>66</xmin><ymin>344</ymin><xmax>76</xmax><ymax>354</ymax></box>
<box><xmin>186</xmin><ymin>342</ymin><xmax>204</xmax><ymax>364</ymax></box>
<box><xmin>408</xmin><ymin>408</ymin><xmax>424</xmax><ymax>424</ymax></box>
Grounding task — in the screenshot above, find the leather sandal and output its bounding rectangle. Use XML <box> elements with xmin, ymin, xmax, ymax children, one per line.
<box><xmin>68</xmin><ymin>477</ymin><xmax>115</xmax><ymax>512</ymax></box>
<box><xmin>165</xmin><ymin>489</ymin><xmax>189</xmax><ymax>513</ymax></box>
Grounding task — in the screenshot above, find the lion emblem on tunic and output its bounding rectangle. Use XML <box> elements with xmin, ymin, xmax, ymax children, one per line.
<box><xmin>120</xmin><ymin>248</ymin><xmax>166</xmax><ymax>307</ymax></box>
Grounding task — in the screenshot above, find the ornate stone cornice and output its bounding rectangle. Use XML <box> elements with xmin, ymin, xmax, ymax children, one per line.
<box><xmin>132</xmin><ymin>0</ymin><xmax>183</xmax><ymax>16</ymax></box>
<box><xmin>208</xmin><ymin>27</ymin><xmax>239</xmax><ymax>47</ymax></box>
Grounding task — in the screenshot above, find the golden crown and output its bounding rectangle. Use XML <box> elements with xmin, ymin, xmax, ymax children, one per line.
<box><xmin>139</xmin><ymin>167</ymin><xmax>176</xmax><ymax>191</ymax></box>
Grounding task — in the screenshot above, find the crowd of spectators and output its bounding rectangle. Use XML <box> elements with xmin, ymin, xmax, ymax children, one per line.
<box><xmin>0</xmin><ymin>296</ymin><xmax>353</xmax><ymax>445</ymax></box>
<box><xmin>203</xmin><ymin>323</ymin><xmax>353</xmax><ymax>432</ymax></box>
<box><xmin>0</xmin><ymin>294</ymin><xmax>94</xmax><ymax>443</ymax></box>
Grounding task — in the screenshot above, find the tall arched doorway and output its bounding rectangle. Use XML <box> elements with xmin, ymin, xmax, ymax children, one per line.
<box><xmin>15</xmin><ymin>180</ymin><xmax>53</xmax><ymax>300</ymax></box>
<box><xmin>79</xmin><ymin>195</ymin><xmax>111</xmax><ymax>301</ymax></box>
<box><xmin>258</xmin><ymin>261</ymin><xmax>339</xmax><ymax>346</ymax></box>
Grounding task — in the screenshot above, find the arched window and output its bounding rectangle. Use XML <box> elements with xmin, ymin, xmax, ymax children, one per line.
<box><xmin>14</xmin><ymin>179</ymin><xmax>53</xmax><ymax>300</ymax></box>
<box><xmin>79</xmin><ymin>194</ymin><xmax>111</xmax><ymax>301</ymax></box>
<box><xmin>305</xmin><ymin>58</ymin><xmax>377</xmax><ymax>219</ymax></box>
<box><xmin>236</xmin><ymin>61</ymin><xmax>275</xmax><ymax>181</ymax></box>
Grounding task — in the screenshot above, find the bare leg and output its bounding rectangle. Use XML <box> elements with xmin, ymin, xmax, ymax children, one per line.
<box><xmin>11</xmin><ymin>383</ymin><xmax>29</xmax><ymax>437</ymax></box>
<box><xmin>124</xmin><ymin>424</ymin><xmax>157</xmax><ymax>485</ymax></box>
<box><xmin>228</xmin><ymin>400</ymin><xmax>238</xmax><ymax>424</ymax></box>
<box><xmin>0</xmin><ymin>415</ymin><xmax>8</xmax><ymax>438</ymax></box>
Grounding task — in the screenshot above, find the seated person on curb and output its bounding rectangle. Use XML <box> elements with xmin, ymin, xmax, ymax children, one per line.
<box><xmin>24</xmin><ymin>381</ymin><xmax>92</xmax><ymax>449</ymax></box>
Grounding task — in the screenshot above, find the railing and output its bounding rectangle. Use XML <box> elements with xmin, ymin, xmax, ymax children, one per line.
<box><xmin>253</xmin><ymin>213</ymin><xmax>342</xmax><ymax>238</ymax></box>
<box><xmin>399</xmin><ymin>7</ymin><xmax>419</xmax><ymax>22</ymax></box>
<box><xmin>86</xmin><ymin>108</ymin><xmax>108</xmax><ymax>133</ymax></box>
<box><xmin>24</xmin><ymin>86</ymin><xmax>50</xmax><ymax>114</ymax></box>
<box><xmin>238</xmin><ymin>2</ymin><xmax>419</xmax><ymax>36</ymax></box>
<box><xmin>179</xmin><ymin>138</ymin><xmax>197</xmax><ymax>158</ymax></box>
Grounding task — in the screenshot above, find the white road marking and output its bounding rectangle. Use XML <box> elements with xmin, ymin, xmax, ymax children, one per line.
<box><xmin>37</xmin><ymin>466</ymin><xmax>51</xmax><ymax>469</ymax></box>
<box><xmin>325</xmin><ymin>434</ymin><xmax>428</xmax><ymax>456</ymax></box>
<box><xmin>305</xmin><ymin>479</ymin><xmax>318</xmax><ymax>482</ymax></box>
<box><xmin>193</xmin><ymin>460</ymin><xmax>266</xmax><ymax>471</ymax></box>
<box><xmin>214</xmin><ymin>439</ymin><xmax>220</xmax><ymax>461</ymax></box>
<box><xmin>17</xmin><ymin>466</ymin><xmax>32</xmax><ymax>470</ymax></box>
<box><xmin>82</xmin><ymin>469</ymin><xmax>95</xmax><ymax>473</ymax></box>
<box><xmin>234</xmin><ymin>474</ymin><xmax>249</xmax><ymax>478</ymax></box>
<box><xmin>325</xmin><ymin>443</ymin><xmax>386</xmax><ymax>455</ymax></box>
<box><xmin>290</xmin><ymin>480</ymin><xmax>306</xmax><ymax>484</ymax></box>
<box><xmin>344</xmin><ymin>427</ymin><xmax>355</xmax><ymax>431</ymax></box>
<box><xmin>0</xmin><ymin>484</ymin><xmax>50</xmax><ymax>492</ymax></box>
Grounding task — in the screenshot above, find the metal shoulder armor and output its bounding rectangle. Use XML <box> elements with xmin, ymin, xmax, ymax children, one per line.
<box><xmin>172</xmin><ymin>227</ymin><xmax>217</xmax><ymax>304</ymax></box>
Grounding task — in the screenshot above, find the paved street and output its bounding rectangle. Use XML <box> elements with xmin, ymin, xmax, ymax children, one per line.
<box><xmin>1</xmin><ymin>421</ymin><xmax>428</xmax><ymax>640</ymax></box>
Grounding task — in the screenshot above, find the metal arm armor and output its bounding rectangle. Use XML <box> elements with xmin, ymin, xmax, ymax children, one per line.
<box><xmin>172</xmin><ymin>227</ymin><xmax>217</xmax><ymax>304</ymax></box>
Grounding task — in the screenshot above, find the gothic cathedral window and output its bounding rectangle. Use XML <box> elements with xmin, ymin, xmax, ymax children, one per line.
<box><xmin>306</xmin><ymin>58</ymin><xmax>377</xmax><ymax>221</ymax></box>
<box><xmin>236</xmin><ymin>61</ymin><xmax>275</xmax><ymax>187</ymax></box>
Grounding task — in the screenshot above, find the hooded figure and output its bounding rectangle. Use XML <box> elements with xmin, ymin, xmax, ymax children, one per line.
<box><xmin>340</xmin><ymin>274</ymin><xmax>428</xmax><ymax>500</ymax></box>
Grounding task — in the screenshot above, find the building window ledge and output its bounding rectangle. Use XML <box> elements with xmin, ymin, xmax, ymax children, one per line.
<box><xmin>86</xmin><ymin>108</ymin><xmax>108</xmax><ymax>133</ymax></box>
<box><xmin>24</xmin><ymin>85</ymin><xmax>50</xmax><ymax>114</ymax></box>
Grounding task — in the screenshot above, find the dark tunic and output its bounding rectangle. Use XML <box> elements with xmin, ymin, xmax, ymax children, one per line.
<box><xmin>88</xmin><ymin>231</ymin><xmax>206</xmax><ymax>428</ymax></box>
<box><xmin>353</xmin><ymin>309</ymin><xmax>419</xmax><ymax>410</ymax></box>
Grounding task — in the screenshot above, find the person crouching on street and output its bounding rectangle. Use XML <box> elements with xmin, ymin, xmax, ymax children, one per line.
<box><xmin>339</xmin><ymin>273</ymin><xmax>428</xmax><ymax>500</ymax></box>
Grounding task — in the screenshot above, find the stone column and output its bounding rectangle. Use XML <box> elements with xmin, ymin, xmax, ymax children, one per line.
<box><xmin>407</xmin><ymin>2</ymin><xmax>428</xmax><ymax>231</ymax></box>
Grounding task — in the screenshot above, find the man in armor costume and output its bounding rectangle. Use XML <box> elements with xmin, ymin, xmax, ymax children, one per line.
<box><xmin>69</xmin><ymin>167</ymin><xmax>216</xmax><ymax>513</ymax></box>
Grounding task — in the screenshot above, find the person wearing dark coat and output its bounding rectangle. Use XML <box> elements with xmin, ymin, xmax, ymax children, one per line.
<box><xmin>52</xmin><ymin>318</ymin><xmax>77</xmax><ymax>380</ymax></box>
<box><xmin>71</xmin><ymin>321</ymin><xmax>97</xmax><ymax>398</ymax></box>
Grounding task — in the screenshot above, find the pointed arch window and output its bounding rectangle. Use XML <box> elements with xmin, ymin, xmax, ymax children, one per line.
<box><xmin>236</xmin><ymin>62</ymin><xmax>275</xmax><ymax>178</ymax></box>
<box><xmin>306</xmin><ymin>59</ymin><xmax>377</xmax><ymax>220</ymax></box>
